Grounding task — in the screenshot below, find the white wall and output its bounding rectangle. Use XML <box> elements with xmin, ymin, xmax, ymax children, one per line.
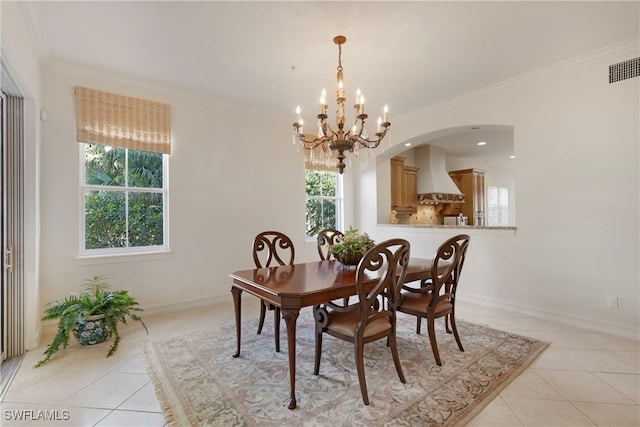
<box><xmin>361</xmin><ymin>42</ymin><xmax>639</xmax><ymax>338</ymax></box>
<box><xmin>39</xmin><ymin>67</ymin><xmax>340</xmax><ymax>317</ymax></box>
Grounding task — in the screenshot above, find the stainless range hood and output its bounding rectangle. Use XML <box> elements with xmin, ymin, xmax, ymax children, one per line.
<box><xmin>415</xmin><ymin>145</ymin><xmax>465</xmax><ymax>204</ymax></box>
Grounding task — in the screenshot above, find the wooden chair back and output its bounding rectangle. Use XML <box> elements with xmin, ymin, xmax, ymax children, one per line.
<box><xmin>429</xmin><ymin>234</ymin><xmax>470</xmax><ymax>310</ymax></box>
<box><xmin>317</xmin><ymin>229</ymin><xmax>344</xmax><ymax>261</ymax></box>
<box><xmin>355</xmin><ymin>238</ymin><xmax>411</xmax><ymax>328</ymax></box>
<box><xmin>251</xmin><ymin>231</ymin><xmax>295</xmax><ymax>353</ymax></box>
<box><xmin>253</xmin><ymin>231</ymin><xmax>295</xmax><ymax>268</ymax></box>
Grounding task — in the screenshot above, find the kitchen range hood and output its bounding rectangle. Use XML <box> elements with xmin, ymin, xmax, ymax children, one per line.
<box><xmin>415</xmin><ymin>145</ymin><xmax>465</xmax><ymax>204</ymax></box>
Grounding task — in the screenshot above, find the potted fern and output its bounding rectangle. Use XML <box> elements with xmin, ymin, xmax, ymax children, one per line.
<box><xmin>35</xmin><ymin>275</ymin><xmax>148</xmax><ymax>367</ymax></box>
<box><xmin>329</xmin><ymin>226</ymin><xmax>376</xmax><ymax>267</ymax></box>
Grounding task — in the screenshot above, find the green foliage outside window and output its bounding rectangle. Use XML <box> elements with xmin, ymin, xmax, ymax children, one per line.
<box><xmin>84</xmin><ymin>145</ymin><xmax>164</xmax><ymax>250</ymax></box>
<box><xmin>305</xmin><ymin>169</ymin><xmax>339</xmax><ymax>237</ymax></box>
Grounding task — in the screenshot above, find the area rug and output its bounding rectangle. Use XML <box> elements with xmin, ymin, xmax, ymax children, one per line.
<box><xmin>144</xmin><ymin>310</ymin><xmax>547</xmax><ymax>426</ymax></box>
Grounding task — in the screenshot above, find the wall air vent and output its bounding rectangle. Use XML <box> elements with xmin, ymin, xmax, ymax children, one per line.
<box><xmin>609</xmin><ymin>57</ymin><xmax>640</xmax><ymax>83</ymax></box>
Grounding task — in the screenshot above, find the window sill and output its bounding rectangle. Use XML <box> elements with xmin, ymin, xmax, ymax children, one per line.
<box><xmin>75</xmin><ymin>250</ymin><xmax>173</xmax><ymax>266</ymax></box>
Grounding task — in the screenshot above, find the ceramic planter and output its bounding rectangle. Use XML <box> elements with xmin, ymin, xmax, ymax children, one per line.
<box><xmin>73</xmin><ymin>314</ymin><xmax>113</xmax><ymax>346</ymax></box>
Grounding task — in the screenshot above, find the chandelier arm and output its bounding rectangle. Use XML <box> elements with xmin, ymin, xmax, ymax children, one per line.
<box><xmin>295</xmin><ymin>120</ymin><xmax>337</xmax><ymax>144</ymax></box>
<box><xmin>358</xmin><ymin>117</ymin><xmax>368</xmax><ymax>137</ymax></box>
<box><xmin>356</xmin><ymin>133</ymin><xmax>385</xmax><ymax>148</ymax></box>
<box><xmin>322</xmin><ymin>121</ymin><xmax>337</xmax><ymax>138</ymax></box>
<box><xmin>345</xmin><ymin>116</ymin><xmax>362</xmax><ymax>138</ymax></box>
<box><xmin>301</xmin><ymin>137</ymin><xmax>330</xmax><ymax>150</ymax></box>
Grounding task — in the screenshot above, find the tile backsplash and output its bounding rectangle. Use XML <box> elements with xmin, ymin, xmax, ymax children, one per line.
<box><xmin>396</xmin><ymin>205</ymin><xmax>440</xmax><ymax>225</ymax></box>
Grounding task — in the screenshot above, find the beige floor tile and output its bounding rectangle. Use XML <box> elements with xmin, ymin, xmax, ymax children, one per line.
<box><xmin>503</xmin><ymin>398</ymin><xmax>596</xmax><ymax>426</ymax></box>
<box><xmin>3</xmin><ymin>301</ymin><xmax>638</xmax><ymax>427</ymax></box>
<box><xmin>573</xmin><ymin>402</ymin><xmax>640</xmax><ymax>427</ymax></box>
<box><xmin>515</xmin><ymin>331</ymin><xmax>601</xmax><ymax>348</ymax></box>
<box><xmin>3</xmin><ymin>369</ymin><xmax>106</xmax><ymax>405</ymax></box>
<box><xmin>0</xmin><ymin>403</ymin><xmax>108</xmax><ymax>427</ymax></box>
<box><xmin>530</xmin><ymin>348</ymin><xmax>584</xmax><ymax>371</ymax></box>
<box><xmin>19</xmin><ymin>350</ymin><xmax>51</xmax><ymax>371</ymax></box>
<box><xmin>31</xmin><ymin>339</ymin><xmax>143</xmax><ymax>372</ymax></box>
<box><xmin>535</xmin><ymin>369</ymin><xmax>636</xmax><ymax>404</ymax></box>
<box><xmin>112</xmin><ymin>353</ymin><xmax>148</xmax><ymax>374</ymax></box>
<box><xmin>500</xmin><ymin>369</ymin><xmax>564</xmax><ymax>400</ymax></box>
<box><xmin>2</xmin><ymin>365</ymin><xmax>59</xmax><ymax>398</ymax></box>
<box><xmin>118</xmin><ymin>382</ymin><xmax>163</xmax><ymax>412</ymax></box>
<box><xmin>592</xmin><ymin>372</ymin><xmax>640</xmax><ymax>404</ymax></box>
<box><xmin>555</xmin><ymin>348</ymin><xmax>639</xmax><ymax>374</ymax></box>
<box><xmin>611</xmin><ymin>350</ymin><xmax>640</xmax><ymax>368</ymax></box>
<box><xmin>578</xmin><ymin>333</ymin><xmax>640</xmax><ymax>352</ymax></box>
<box><xmin>61</xmin><ymin>372</ymin><xmax>149</xmax><ymax>409</ymax></box>
<box><xmin>465</xmin><ymin>397</ymin><xmax>524</xmax><ymax>426</ymax></box>
<box><xmin>26</xmin><ymin>407</ymin><xmax>111</xmax><ymax>427</ymax></box>
<box><xmin>94</xmin><ymin>409</ymin><xmax>165</xmax><ymax>426</ymax></box>
<box><xmin>0</xmin><ymin>403</ymin><xmax>50</xmax><ymax>427</ymax></box>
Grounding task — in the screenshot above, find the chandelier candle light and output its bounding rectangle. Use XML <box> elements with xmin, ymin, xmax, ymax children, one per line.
<box><xmin>293</xmin><ymin>35</ymin><xmax>391</xmax><ymax>174</ymax></box>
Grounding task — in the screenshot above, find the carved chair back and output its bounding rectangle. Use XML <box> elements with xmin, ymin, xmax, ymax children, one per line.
<box><xmin>317</xmin><ymin>229</ymin><xmax>344</xmax><ymax>261</ymax></box>
<box><xmin>253</xmin><ymin>231</ymin><xmax>295</xmax><ymax>268</ymax></box>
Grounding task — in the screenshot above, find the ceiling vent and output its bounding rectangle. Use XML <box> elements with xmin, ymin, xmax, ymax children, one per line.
<box><xmin>609</xmin><ymin>57</ymin><xmax>639</xmax><ymax>83</ymax></box>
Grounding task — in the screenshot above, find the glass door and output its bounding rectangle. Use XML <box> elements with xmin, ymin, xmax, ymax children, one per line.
<box><xmin>1</xmin><ymin>92</ymin><xmax>5</xmax><ymax>363</ymax></box>
<box><xmin>0</xmin><ymin>91</ymin><xmax>24</xmax><ymax>367</ymax></box>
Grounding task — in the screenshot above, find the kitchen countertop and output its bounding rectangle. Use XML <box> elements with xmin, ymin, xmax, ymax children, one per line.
<box><xmin>379</xmin><ymin>224</ymin><xmax>516</xmax><ymax>231</ymax></box>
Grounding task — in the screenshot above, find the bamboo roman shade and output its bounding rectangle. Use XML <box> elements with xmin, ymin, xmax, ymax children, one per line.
<box><xmin>75</xmin><ymin>87</ymin><xmax>171</xmax><ymax>154</ymax></box>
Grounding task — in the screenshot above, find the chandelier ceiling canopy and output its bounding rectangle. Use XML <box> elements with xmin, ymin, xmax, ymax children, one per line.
<box><xmin>293</xmin><ymin>35</ymin><xmax>390</xmax><ymax>174</ymax></box>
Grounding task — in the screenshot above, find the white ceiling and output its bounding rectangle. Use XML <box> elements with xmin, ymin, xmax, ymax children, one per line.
<box><xmin>19</xmin><ymin>1</ymin><xmax>640</xmax><ymax>167</ymax></box>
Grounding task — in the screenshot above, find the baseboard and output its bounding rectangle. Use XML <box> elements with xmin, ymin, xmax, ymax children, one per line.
<box><xmin>459</xmin><ymin>293</ymin><xmax>639</xmax><ymax>340</ymax></box>
<box><xmin>39</xmin><ymin>293</ymin><xmax>234</xmax><ymax>336</ymax></box>
<box><xmin>142</xmin><ymin>293</ymin><xmax>233</xmax><ymax>316</ymax></box>
<box><xmin>38</xmin><ymin>292</ymin><xmax>638</xmax><ymax>341</ymax></box>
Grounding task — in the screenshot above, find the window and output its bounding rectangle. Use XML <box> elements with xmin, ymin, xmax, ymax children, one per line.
<box><xmin>81</xmin><ymin>144</ymin><xmax>167</xmax><ymax>254</ymax></box>
<box><xmin>305</xmin><ymin>169</ymin><xmax>342</xmax><ymax>238</ymax></box>
<box><xmin>487</xmin><ymin>186</ymin><xmax>509</xmax><ymax>226</ymax></box>
<box><xmin>75</xmin><ymin>87</ymin><xmax>171</xmax><ymax>255</ymax></box>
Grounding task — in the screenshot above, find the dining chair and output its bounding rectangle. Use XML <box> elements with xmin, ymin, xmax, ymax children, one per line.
<box><xmin>252</xmin><ymin>231</ymin><xmax>295</xmax><ymax>352</ymax></box>
<box><xmin>312</xmin><ymin>238</ymin><xmax>410</xmax><ymax>405</ymax></box>
<box><xmin>397</xmin><ymin>234</ymin><xmax>470</xmax><ymax>366</ymax></box>
<box><xmin>317</xmin><ymin>229</ymin><xmax>351</xmax><ymax>307</ymax></box>
<box><xmin>317</xmin><ymin>229</ymin><xmax>344</xmax><ymax>260</ymax></box>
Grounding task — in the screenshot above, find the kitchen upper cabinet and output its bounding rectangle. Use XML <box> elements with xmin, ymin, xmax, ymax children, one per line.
<box><xmin>403</xmin><ymin>166</ymin><xmax>419</xmax><ymax>212</ymax></box>
<box><xmin>391</xmin><ymin>157</ymin><xmax>404</xmax><ymax>211</ymax></box>
<box><xmin>448</xmin><ymin>168</ymin><xmax>486</xmax><ymax>225</ymax></box>
<box><xmin>390</xmin><ymin>156</ymin><xmax>419</xmax><ymax>215</ymax></box>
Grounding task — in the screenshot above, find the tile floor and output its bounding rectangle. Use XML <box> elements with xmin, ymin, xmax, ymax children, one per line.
<box><xmin>1</xmin><ymin>299</ymin><xmax>638</xmax><ymax>426</ymax></box>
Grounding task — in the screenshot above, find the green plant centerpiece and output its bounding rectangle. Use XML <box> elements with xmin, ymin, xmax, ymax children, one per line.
<box><xmin>35</xmin><ymin>275</ymin><xmax>148</xmax><ymax>367</ymax></box>
<box><xmin>329</xmin><ymin>226</ymin><xmax>376</xmax><ymax>267</ymax></box>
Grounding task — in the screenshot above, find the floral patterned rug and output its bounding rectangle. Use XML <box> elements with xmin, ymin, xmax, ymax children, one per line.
<box><xmin>145</xmin><ymin>310</ymin><xmax>547</xmax><ymax>426</ymax></box>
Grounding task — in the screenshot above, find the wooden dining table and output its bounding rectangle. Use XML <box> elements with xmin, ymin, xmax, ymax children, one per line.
<box><xmin>229</xmin><ymin>257</ymin><xmax>435</xmax><ymax>409</ymax></box>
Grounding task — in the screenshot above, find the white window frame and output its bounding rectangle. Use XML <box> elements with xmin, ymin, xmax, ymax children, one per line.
<box><xmin>305</xmin><ymin>169</ymin><xmax>343</xmax><ymax>240</ymax></box>
<box><xmin>487</xmin><ymin>185</ymin><xmax>509</xmax><ymax>226</ymax></box>
<box><xmin>79</xmin><ymin>143</ymin><xmax>169</xmax><ymax>257</ymax></box>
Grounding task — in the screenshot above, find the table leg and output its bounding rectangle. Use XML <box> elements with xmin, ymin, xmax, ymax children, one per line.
<box><xmin>282</xmin><ymin>308</ymin><xmax>299</xmax><ymax>409</ymax></box>
<box><xmin>231</xmin><ymin>286</ymin><xmax>242</xmax><ymax>358</ymax></box>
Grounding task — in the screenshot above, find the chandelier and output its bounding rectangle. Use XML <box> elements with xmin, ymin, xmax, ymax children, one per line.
<box><xmin>293</xmin><ymin>35</ymin><xmax>390</xmax><ymax>174</ymax></box>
